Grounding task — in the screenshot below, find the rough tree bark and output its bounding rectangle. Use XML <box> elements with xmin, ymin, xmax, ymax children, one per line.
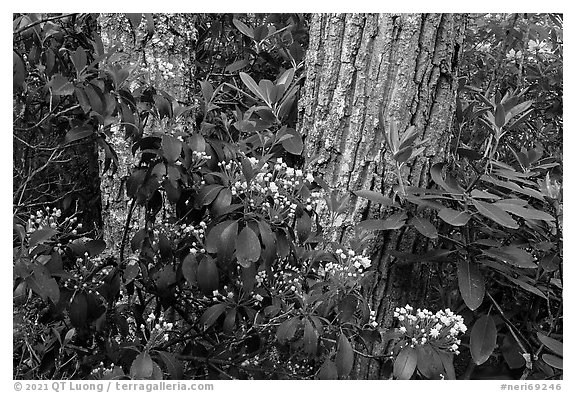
<box><xmin>99</xmin><ymin>14</ymin><xmax>198</xmax><ymax>254</ymax></box>
<box><xmin>298</xmin><ymin>13</ymin><xmax>466</xmax><ymax>379</ymax></box>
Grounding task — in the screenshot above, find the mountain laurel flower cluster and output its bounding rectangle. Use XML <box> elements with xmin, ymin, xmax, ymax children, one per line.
<box><xmin>142</xmin><ymin>313</ymin><xmax>174</xmax><ymax>345</ymax></box>
<box><xmin>317</xmin><ymin>248</ymin><xmax>372</xmax><ymax>285</ymax></box>
<box><xmin>223</xmin><ymin>157</ymin><xmax>321</xmax><ymax>221</ymax></box>
<box><xmin>26</xmin><ymin>207</ymin><xmax>83</xmax><ymax>236</ymax></box>
<box><xmin>394</xmin><ymin>305</ymin><xmax>467</xmax><ymax>354</ymax></box>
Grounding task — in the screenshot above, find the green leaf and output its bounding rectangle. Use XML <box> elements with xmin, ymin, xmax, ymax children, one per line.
<box><xmin>126</xmin><ymin>13</ymin><xmax>143</xmax><ymax>30</ymax></box>
<box><xmin>537</xmin><ymin>332</ymin><xmax>563</xmax><ymax>357</ymax></box>
<box><xmin>416</xmin><ymin>344</ymin><xmax>444</xmax><ymax>379</ymax></box>
<box><xmin>13</xmin><ymin>51</ymin><xmax>26</xmax><ymax>90</ymax></box>
<box><xmin>65</xmin><ymin>125</ymin><xmax>94</xmax><ymax>144</ymax></box>
<box><xmin>430</xmin><ymin>163</ymin><xmax>463</xmax><ymax>194</ymax></box>
<box><xmin>188</xmin><ymin>134</ymin><xmax>206</xmax><ymax>153</ymax></box>
<box><xmin>470</xmin><ymin>315</ymin><xmax>497</xmax><ymax>365</ymax></box>
<box><xmin>493</xmin><ymin>202</ymin><xmax>555</xmax><ymax>222</ymax></box>
<box><xmin>316</xmin><ymin>359</ymin><xmax>338</xmax><ymax>379</ymax></box>
<box><xmin>197</xmin><ymin>184</ymin><xmax>224</xmax><ymax>206</ymax></box>
<box><xmin>225</xmin><ymin>58</ymin><xmax>250</xmax><ymax>73</ymax></box>
<box><xmin>199</xmin><ymin>303</ymin><xmax>228</xmax><ymax>330</ymax></box>
<box><xmin>236</xmin><ymin>226</ymin><xmax>260</xmax><ymax>267</ymax></box>
<box><xmin>438</xmin><ymin>352</ymin><xmax>456</xmax><ymax>380</ymax></box>
<box><xmin>276</xmin><ymin>316</ymin><xmax>300</xmax><ymax>344</ymax></box>
<box><xmin>71</xmin><ymin>48</ymin><xmax>87</xmax><ymax>74</ymax></box>
<box><xmin>410</xmin><ymin>216</ymin><xmax>438</xmax><ymax>239</ymax></box>
<box><xmin>154</xmin><ymin>95</ymin><xmax>172</xmax><ymax>119</ymax></box>
<box><xmin>130</xmin><ymin>351</ymin><xmax>154</xmax><ymax>380</ymax></box>
<box><xmin>393</xmin><ymin>346</ymin><xmax>418</xmax><ymax>380</ymax></box>
<box><xmin>483</xmin><ymin>246</ymin><xmax>537</xmax><ymax>269</ymax></box>
<box><xmin>303</xmin><ymin>319</ymin><xmax>318</xmax><ymax>355</ymax></box>
<box><xmin>49</xmin><ymin>74</ymin><xmax>74</xmax><ymax>96</ymax></box>
<box><xmin>495</xmin><ymin>103</ymin><xmax>506</xmax><ymax>128</ymax></box>
<box><xmin>157</xmin><ymin>351</ymin><xmax>183</xmax><ymax>379</ymax></box>
<box><xmin>356</xmin><ymin>212</ymin><xmax>407</xmax><ymax>232</ymax></box>
<box><xmin>542</xmin><ymin>354</ymin><xmax>563</xmax><ymax>370</ymax></box>
<box><xmin>161</xmin><ymin>135</ymin><xmax>182</xmax><ymax>164</ymax></box>
<box><xmin>239</xmin><ymin>72</ymin><xmax>267</xmax><ymax>102</ymax></box>
<box><xmin>338</xmin><ymin>294</ymin><xmax>357</xmax><ymax>323</ymax></box>
<box><xmin>393</xmin><ymin>146</ymin><xmax>413</xmax><ymax>164</ymax></box>
<box><xmin>501</xmin><ymin>334</ymin><xmax>526</xmax><ymax>369</ymax></box>
<box><xmin>232</xmin><ymin>18</ymin><xmax>254</xmax><ymax>38</ymax></box>
<box><xmin>472</xmin><ymin>199</ymin><xmax>519</xmax><ymax>229</ymax></box>
<box><xmin>197</xmin><ymin>256</ymin><xmax>219</xmax><ymax>295</ymax></box>
<box><xmin>458</xmin><ymin>258</ymin><xmax>485</xmax><ymax>310</ymax></box>
<box><xmin>27</xmin><ymin>263</ymin><xmax>60</xmax><ymax>304</ymax></box>
<box><xmin>28</xmin><ymin>228</ymin><xmax>58</xmax><ymax>247</ymax></box>
<box><xmin>354</xmin><ymin>190</ymin><xmax>394</xmax><ymax>207</ymax></box>
<box><xmin>296</xmin><ymin>213</ymin><xmax>312</xmax><ymax>243</ymax></box>
<box><xmin>335</xmin><ymin>333</ymin><xmax>354</xmax><ymax>377</ymax></box>
<box><xmin>281</xmin><ymin>128</ymin><xmax>303</xmax><ymax>155</ymax></box>
<box><xmin>438</xmin><ymin>208</ymin><xmax>471</xmax><ymax>226</ymax></box>
<box><xmin>501</xmin><ymin>274</ymin><xmax>547</xmax><ymax>299</ymax></box>
<box><xmin>181</xmin><ymin>253</ymin><xmax>197</xmax><ymax>286</ymax></box>
<box><xmin>69</xmin><ymin>292</ymin><xmax>88</xmax><ymax>327</ymax></box>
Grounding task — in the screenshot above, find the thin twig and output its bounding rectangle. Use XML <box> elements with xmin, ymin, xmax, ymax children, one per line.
<box><xmin>14</xmin><ymin>13</ymin><xmax>77</xmax><ymax>35</ymax></box>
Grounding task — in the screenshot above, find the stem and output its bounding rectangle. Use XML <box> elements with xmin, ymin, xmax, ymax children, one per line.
<box><xmin>119</xmin><ymin>198</ymin><xmax>137</xmax><ymax>265</ymax></box>
<box><xmin>14</xmin><ymin>13</ymin><xmax>78</xmax><ymax>35</ymax></box>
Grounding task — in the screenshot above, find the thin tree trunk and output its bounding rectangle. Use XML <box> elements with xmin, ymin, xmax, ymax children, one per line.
<box><xmin>99</xmin><ymin>14</ymin><xmax>198</xmax><ymax>254</ymax></box>
<box><xmin>298</xmin><ymin>13</ymin><xmax>466</xmax><ymax>379</ymax></box>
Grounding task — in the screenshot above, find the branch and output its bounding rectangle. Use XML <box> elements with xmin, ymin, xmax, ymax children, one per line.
<box><xmin>14</xmin><ymin>13</ymin><xmax>78</xmax><ymax>35</ymax></box>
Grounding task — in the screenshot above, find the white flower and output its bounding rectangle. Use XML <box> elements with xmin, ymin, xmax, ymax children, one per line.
<box><xmin>399</xmin><ymin>326</ymin><xmax>407</xmax><ymax>333</ymax></box>
<box><xmin>306</xmin><ymin>173</ymin><xmax>314</xmax><ymax>182</ymax></box>
<box><xmin>430</xmin><ymin>328</ymin><xmax>440</xmax><ymax>338</ymax></box>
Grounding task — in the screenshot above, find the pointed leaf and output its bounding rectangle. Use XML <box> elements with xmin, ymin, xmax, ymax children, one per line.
<box><xmin>542</xmin><ymin>354</ymin><xmax>563</xmax><ymax>370</ymax></box>
<box><xmin>65</xmin><ymin>125</ymin><xmax>94</xmax><ymax>144</ymax></box>
<box><xmin>356</xmin><ymin>212</ymin><xmax>407</xmax><ymax>232</ymax></box>
<box><xmin>493</xmin><ymin>202</ymin><xmax>555</xmax><ymax>222</ymax></box>
<box><xmin>458</xmin><ymin>258</ymin><xmax>485</xmax><ymax>310</ymax></box>
<box><xmin>303</xmin><ymin>319</ymin><xmax>318</xmax><ymax>355</ymax></box>
<box><xmin>472</xmin><ymin>199</ymin><xmax>519</xmax><ymax>229</ymax></box>
<box><xmin>317</xmin><ymin>359</ymin><xmax>338</xmax><ymax>379</ymax></box>
<box><xmin>29</xmin><ymin>228</ymin><xmax>58</xmax><ymax>247</ymax></box>
<box><xmin>236</xmin><ymin>226</ymin><xmax>260</xmax><ymax>267</ymax></box>
<box><xmin>483</xmin><ymin>246</ymin><xmax>537</xmax><ymax>269</ymax></box>
<box><xmin>281</xmin><ymin>128</ymin><xmax>303</xmax><ymax>155</ymax></box>
<box><xmin>161</xmin><ymin>135</ymin><xmax>182</xmax><ymax>163</ymax></box>
<box><xmin>410</xmin><ymin>216</ymin><xmax>438</xmax><ymax>239</ymax></box>
<box><xmin>470</xmin><ymin>315</ymin><xmax>497</xmax><ymax>365</ymax></box>
<box><xmin>438</xmin><ymin>208</ymin><xmax>471</xmax><ymax>226</ymax></box>
<box><xmin>335</xmin><ymin>333</ymin><xmax>354</xmax><ymax>377</ymax></box>
<box><xmin>537</xmin><ymin>333</ymin><xmax>563</xmax><ymax>357</ymax></box>
<box><xmin>239</xmin><ymin>72</ymin><xmax>267</xmax><ymax>102</ymax></box>
<box><xmin>495</xmin><ymin>103</ymin><xmax>506</xmax><ymax>128</ymax></box>
<box><xmin>232</xmin><ymin>18</ymin><xmax>254</xmax><ymax>38</ymax></box>
<box><xmin>69</xmin><ymin>292</ymin><xmax>88</xmax><ymax>327</ymax></box>
<box><xmin>393</xmin><ymin>346</ymin><xmax>418</xmax><ymax>380</ymax></box>
<box><xmin>157</xmin><ymin>351</ymin><xmax>183</xmax><ymax>379</ymax></box>
<box><xmin>181</xmin><ymin>253</ymin><xmax>198</xmax><ymax>286</ymax></box>
<box><xmin>416</xmin><ymin>344</ymin><xmax>444</xmax><ymax>379</ymax></box>
<box><xmin>197</xmin><ymin>256</ymin><xmax>219</xmax><ymax>295</ymax></box>
<box><xmin>199</xmin><ymin>303</ymin><xmax>228</xmax><ymax>330</ymax></box>
<box><xmin>276</xmin><ymin>316</ymin><xmax>300</xmax><ymax>344</ymax></box>
<box><xmin>130</xmin><ymin>351</ymin><xmax>153</xmax><ymax>379</ymax></box>
<box><xmin>354</xmin><ymin>190</ymin><xmax>394</xmax><ymax>206</ymax></box>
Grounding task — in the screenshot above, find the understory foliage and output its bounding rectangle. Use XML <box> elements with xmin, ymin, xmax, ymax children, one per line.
<box><xmin>13</xmin><ymin>13</ymin><xmax>562</xmax><ymax>380</ymax></box>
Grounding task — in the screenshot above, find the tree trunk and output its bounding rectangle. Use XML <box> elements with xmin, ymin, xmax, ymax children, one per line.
<box><xmin>298</xmin><ymin>13</ymin><xmax>466</xmax><ymax>379</ymax></box>
<box><xmin>99</xmin><ymin>14</ymin><xmax>198</xmax><ymax>254</ymax></box>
